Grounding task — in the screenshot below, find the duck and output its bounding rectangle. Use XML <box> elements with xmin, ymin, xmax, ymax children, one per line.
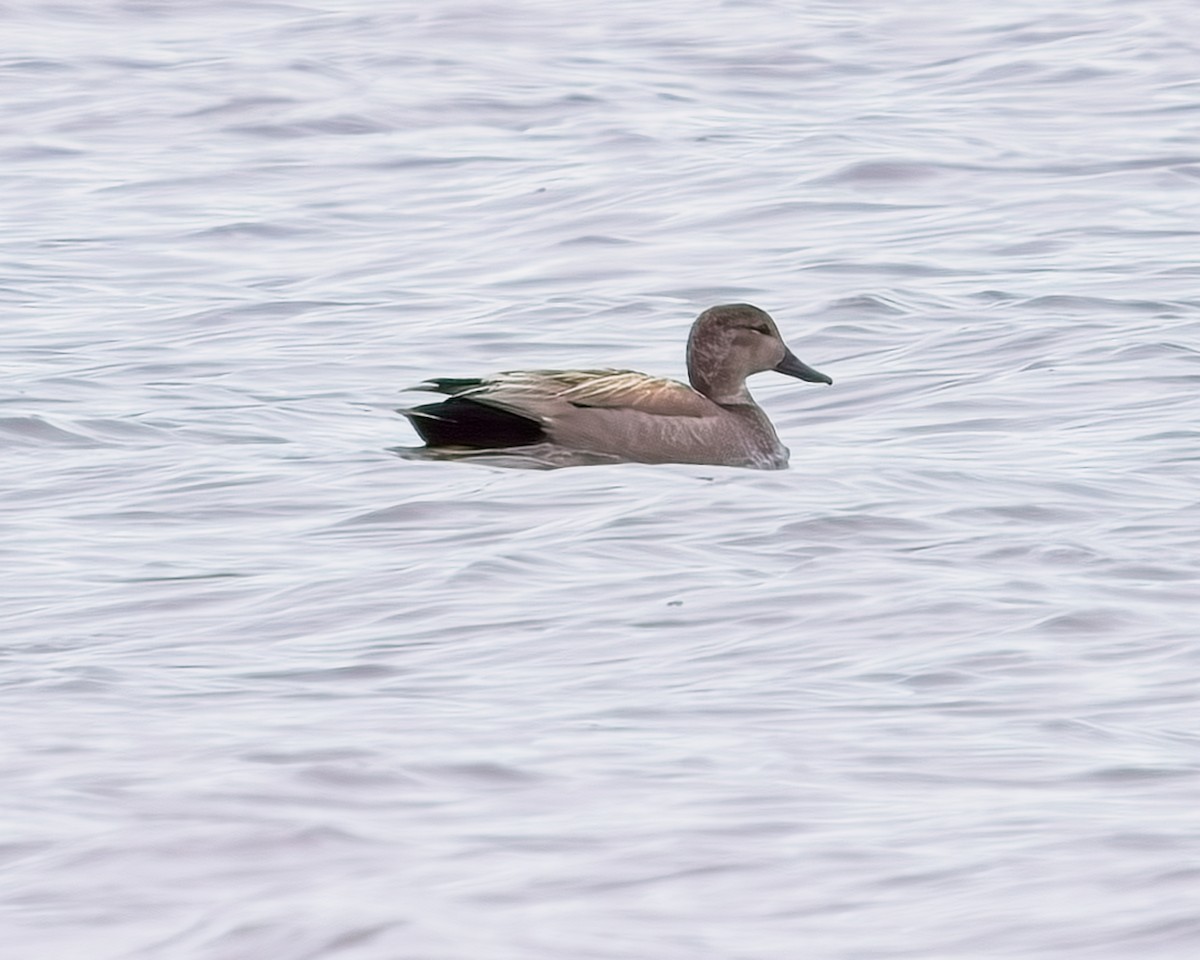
<box><xmin>399</xmin><ymin>303</ymin><xmax>831</xmax><ymax>469</ymax></box>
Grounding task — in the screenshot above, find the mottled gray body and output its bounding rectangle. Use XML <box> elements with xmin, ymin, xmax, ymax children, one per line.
<box><xmin>403</xmin><ymin>304</ymin><xmax>832</xmax><ymax>469</ymax></box>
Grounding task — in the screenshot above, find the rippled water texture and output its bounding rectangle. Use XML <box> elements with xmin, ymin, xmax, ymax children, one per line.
<box><xmin>4</xmin><ymin>1</ymin><xmax>1200</xmax><ymax>957</ymax></box>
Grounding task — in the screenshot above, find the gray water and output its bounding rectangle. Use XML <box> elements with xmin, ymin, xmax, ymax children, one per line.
<box><xmin>4</xmin><ymin>2</ymin><xmax>1200</xmax><ymax>957</ymax></box>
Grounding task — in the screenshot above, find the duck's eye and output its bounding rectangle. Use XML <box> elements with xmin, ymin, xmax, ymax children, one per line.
<box><xmin>752</xmin><ymin>325</ymin><xmax>772</xmax><ymax>335</ymax></box>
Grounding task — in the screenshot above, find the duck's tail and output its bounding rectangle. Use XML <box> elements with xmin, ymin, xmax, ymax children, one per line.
<box><xmin>399</xmin><ymin>397</ymin><xmax>546</xmax><ymax>449</ymax></box>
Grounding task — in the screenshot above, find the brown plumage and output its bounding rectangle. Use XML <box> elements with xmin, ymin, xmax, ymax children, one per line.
<box><xmin>401</xmin><ymin>304</ymin><xmax>831</xmax><ymax>469</ymax></box>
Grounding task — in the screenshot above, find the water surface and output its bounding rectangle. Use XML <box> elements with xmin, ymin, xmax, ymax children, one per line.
<box><xmin>3</xmin><ymin>2</ymin><xmax>1200</xmax><ymax>958</ymax></box>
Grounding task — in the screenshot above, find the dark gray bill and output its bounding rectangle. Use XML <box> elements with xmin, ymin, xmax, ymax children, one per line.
<box><xmin>776</xmin><ymin>347</ymin><xmax>832</xmax><ymax>385</ymax></box>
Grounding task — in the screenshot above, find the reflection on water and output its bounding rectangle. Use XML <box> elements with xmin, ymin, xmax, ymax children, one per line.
<box><xmin>389</xmin><ymin>442</ymin><xmax>624</xmax><ymax>470</ymax></box>
<box><xmin>4</xmin><ymin>1</ymin><xmax>1200</xmax><ymax>958</ymax></box>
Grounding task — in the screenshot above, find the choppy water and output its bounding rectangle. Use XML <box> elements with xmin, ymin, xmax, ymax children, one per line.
<box><xmin>5</xmin><ymin>2</ymin><xmax>1200</xmax><ymax>957</ymax></box>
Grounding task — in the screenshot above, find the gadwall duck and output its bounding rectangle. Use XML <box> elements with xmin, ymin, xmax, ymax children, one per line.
<box><xmin>401</xmin><ymin>303</ymin><xmax>832</xmax><ymax>469</ymax></box>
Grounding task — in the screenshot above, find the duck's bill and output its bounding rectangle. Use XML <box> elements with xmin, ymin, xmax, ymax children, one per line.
<box><xmin>776</xmin><ymin>347</ymin><xmax>832</xmax><ymax>385</ymax></box>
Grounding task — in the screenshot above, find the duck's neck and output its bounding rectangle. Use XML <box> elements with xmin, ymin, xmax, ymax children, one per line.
<box><xmin>688</xmin><ymin>363</ymin><xmax>753</xmax><ymax>406</ymax></box>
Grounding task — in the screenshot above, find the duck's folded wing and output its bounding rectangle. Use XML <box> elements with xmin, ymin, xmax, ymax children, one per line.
<box><xmin>461</xmin><ymin>369</ymin><xmax>716</xmax><ymax>420</ymax></box>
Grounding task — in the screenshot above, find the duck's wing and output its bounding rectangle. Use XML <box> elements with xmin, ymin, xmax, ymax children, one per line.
<box><xmin>406</xmin><ymin>369</ymin><xmax>774</xmax><ymax>465</ymax></box>
<box><xmin>447</xmin><ymin>369</ymin><xmax>717</xmax><ymax>421</ymax></box>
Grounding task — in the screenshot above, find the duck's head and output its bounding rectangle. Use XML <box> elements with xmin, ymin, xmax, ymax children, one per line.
<box><xmin>686</xmin><ymin>303</ymin><xmax>831</xmax><ymax>403</ymax></box>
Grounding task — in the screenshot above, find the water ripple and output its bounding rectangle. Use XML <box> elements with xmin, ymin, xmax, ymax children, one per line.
<box><xmin>4</xmin><ymin>2</ymin><xmax>1200</xmax><ymax>958</ymax></box>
